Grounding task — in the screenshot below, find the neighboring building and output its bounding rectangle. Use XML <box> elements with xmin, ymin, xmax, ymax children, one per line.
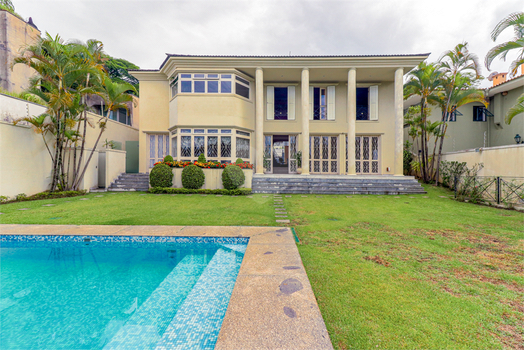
<box><xmin>404</xmin><ymin>70</ymin><xmax>524</xmax><ymax>152</ymax></box>
<box><xmin>0</xmin><ymin>9</ymin><xmax>40</xmax><ymax>93</ymax></box>
<box><xmin>131</xmin><ymin>54</ymin><xmax>428</xmax><ymax>175</ymax></box>
<box><xmin>86</xmin><ymin>94</ymin><xmax>140</xmax><ymax>130</ymax></box>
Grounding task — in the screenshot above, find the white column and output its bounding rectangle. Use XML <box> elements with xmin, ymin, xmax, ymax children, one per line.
<box><xmin>394</xmin><ymin>67</ymin><xmax>404</xmax><ymax>176</ymax></box>
<box><xmin>255</xmin><ymin>67</ymin><xmax>264</xmax><ymax>174</ymax></box>
<box><xmin>301</xmin><ymin>68</ymin><xmax>310</xmax><ymax>175</ymax></box>
<box><xmin>347</xmin><ymin>68</ymin><xmax>356</xmax><ymax>175</ymax></box>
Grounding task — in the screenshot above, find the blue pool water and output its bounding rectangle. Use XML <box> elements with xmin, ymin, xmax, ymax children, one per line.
<box><xmin>0</xmin><ymin>235</ymin><xmax>248</xmax><ymax>350</ymax></box>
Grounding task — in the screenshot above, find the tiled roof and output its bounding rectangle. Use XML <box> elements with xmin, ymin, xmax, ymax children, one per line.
<box><xmin>489</xmin><ymin>74</ymin><xmax>524</xmax><ymax>89</ymax></box>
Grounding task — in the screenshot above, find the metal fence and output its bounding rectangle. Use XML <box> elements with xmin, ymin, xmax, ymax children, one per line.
<box><xmin>454</xmin><ymin>176</ymin><xmax>524</xmax><ymax>206</ymax></box>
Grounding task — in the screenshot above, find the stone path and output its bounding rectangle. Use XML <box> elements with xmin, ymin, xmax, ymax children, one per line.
<box><xmin>273</xmin><ymin>194</ymin><xmax>290</xmax><ymax>224</ymax></box>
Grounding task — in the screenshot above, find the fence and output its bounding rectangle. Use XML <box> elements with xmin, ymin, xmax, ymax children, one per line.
<box><xmin>453</xmin><ymin>176</ymin><xmax>524</xmax><ymax>207</ymax></box>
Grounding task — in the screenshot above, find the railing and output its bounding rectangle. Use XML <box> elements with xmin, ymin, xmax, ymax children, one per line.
<box><xmin>454</xmin><ymin>176</ymin><xmax>524</xmax><ymax>207</ymax></box>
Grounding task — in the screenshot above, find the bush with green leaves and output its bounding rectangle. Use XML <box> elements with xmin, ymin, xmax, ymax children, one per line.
<box><xmin>222</xmin><ymin>165</ymin><xmax>245</xmax><ymax>190</ymax></box>
<box><xmin>440</xmin><ymin>160</ymin><xmax>468</xmax><ymax>189</ymax></box>
<box><xmin>236</xmin><ymin>158</ymin><xmax>243</xmax><ymax>164</ymax></box>
<box><xmin>149</xmin><ymin>164</ymin><xmax>173</xmax><ymax>188</ymax></box>
<box><xmin>163</xmin><ymin>155</ymin><xmax>174</xmax><ymax>163</ymax></box>
<box><xmin>197</xmin><ymin>153</ymin><xmax>207</xmax><ymax>163</ymax></box>
<box><xmin>182</xmin><ymin>164</ymin><xmax>205</xmax><ymax>189</ymax></box>
<box><xmin>148</xmin><ymin>187</ymin><xmax>251</xmax><ymax>195</ymax></box>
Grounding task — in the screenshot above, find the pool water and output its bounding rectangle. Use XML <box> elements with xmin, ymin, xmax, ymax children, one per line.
<box><xmin>0</xmin><ymin>235</ymin><xmax>248</xmax><ymax>350</ymax></box>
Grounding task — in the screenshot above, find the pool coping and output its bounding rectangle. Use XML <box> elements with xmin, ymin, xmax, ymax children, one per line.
<box><xmin>0</xmin><ymin>224</ymin><xmax>334</xmax><ymax>350</ymax></box>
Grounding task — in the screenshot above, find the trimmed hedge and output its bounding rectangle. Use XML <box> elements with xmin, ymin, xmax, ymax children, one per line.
<box><xmin>150</xmin><ymin>163</ymin><xmax>174</xmax><ymax>188</ymax></box>
<box><xmin>197</xmin><ymin>153</ymin><xmax>207</xmax><ymax>163</ymax></box>
<box><xmin>181</xmin><ymin>164</ymin><xmax>205</xmax><ymax>189</ymax></box>
<box><xmin>0</xmin><ymin>190</ymin><xmax>87</xmax><ymax>204</ymax></box>
<box><xmin>222</xmin><ymin>165</ymin><xmax>245</xmax><ymax>190</ymax></box>
<box><xmin>148</xmin><ymin>187</ymin><xmax>252</xmax><ymax>196</ymax></box>
<box><xmin>164</xmin><ymin>155</ymin><xmax>174</xmax><ymax>163</ymax></box>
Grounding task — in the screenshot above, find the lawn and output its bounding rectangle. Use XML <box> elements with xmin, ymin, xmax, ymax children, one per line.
<box><xmin>0</xmin><ymin>192</ymin><xmax>275</xmax><ymax>226</ymax></box>
<box><xmin>0</xmin><ymin>186</ymin><xmax>522</xmax><ymax>349</ymax></box>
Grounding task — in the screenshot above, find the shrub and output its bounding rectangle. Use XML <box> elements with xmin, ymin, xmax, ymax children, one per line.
<box><xmin>164</xmin><ymin>155</ymin><xmax>174</xmax><ymax>163</ymax></box>
<box><xmin>0</xmin><ymin>195</ymin><xmax>9</xmax><ymax>203</ymax></box>
<box><xmin>150</xmin><ymin>164</ymin><xmax>173</xmax><ymax>188</ymax></box>
<box><xmin>16</xmin><ymin>193</ymin><xmax>27</xmax><ymax>201</ymax></box>
<box><xmin>182</xmin><ymin>164</ymin><xmax>205</xmax><ymax>189</ymax></box>
<box><xmin>148</xmin><ymin>187</ymin><xmax>251</xmax><ymax>195</ymax></box>
<box><xmin>198</xmin><ymin>153</ymin><xmax>207</xmax><ymax>163</ymax></box>
<box><xmin>236</xmin><ymin>158</ymin><xmax>243</xmax><ymax>164</ymax></box>
<box><xmin>222</xmin><ymin>165</ymin><xmax>245</xmax><ymax>190</ymax></box>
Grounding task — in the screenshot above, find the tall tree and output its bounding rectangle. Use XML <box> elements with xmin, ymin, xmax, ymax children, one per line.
<box><xmin>485</xmin><ymin>12</ymin><xmax>524</xmax><ymax>124</ymax></box>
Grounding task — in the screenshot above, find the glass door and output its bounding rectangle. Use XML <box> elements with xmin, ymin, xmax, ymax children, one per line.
<box><xmin>148</xmin><ymin>134</ymin><xmax>169</xmax><ymax>169</ymax></box>
<box><xmin>355</xmin><ymin>136</ymin><xmax>380</xmax><ymax>174</ymax></box>
<box><xmin>272</xmin><ymin>135</ymin><xmax>289</xmax><ymax>174</ymax></box>
<box><xmin>310</xmin><ymin>136</ymin><xmax>338</xmax><ymax>174</ymax></box>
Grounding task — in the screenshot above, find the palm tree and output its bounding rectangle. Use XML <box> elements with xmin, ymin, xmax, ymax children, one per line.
<box><xmin>486</xmin><ymin>12</ymin><xmax>524</xmax><ymax>125</ymax></box>
<box><xmin>404</xmin><ymin>62</ymin><xmax>443</xmax><ymax>183</ymax></box>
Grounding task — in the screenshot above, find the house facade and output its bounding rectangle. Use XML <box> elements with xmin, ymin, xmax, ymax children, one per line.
<box><xmin>132</xmin><ymin>54</ymin><xmax>428</xmax><ymax>176</ymax></box>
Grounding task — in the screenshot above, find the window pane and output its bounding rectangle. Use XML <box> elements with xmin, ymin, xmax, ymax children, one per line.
<box><xmin>208</xmin><ymin>136</ymin><xmax>218</xmax><ymax>157</ymax></box>
<box><xmin>274</xmin><ymin>87</ymin><xmax>288</xmax><ymax>120</ymax></box>
<box><xmin>171</xmin><ymin>82</ymin><xmax>177</xmax><ymax>97</ymax></box>
<box><xmin>194</xmin><ymin>129</ymin><xmax>205</xmax><ymax>133</ymax></box>
<box><xmin>194</xmin><ymin>136</ymin><xmax>205</xmax><ymax>159</ymax></box>
<box><xmin>207</xmin><ymin>74</ymin><xmax>219</xmax><ymax>79</ymax></box>
<box><xmin>181</xmin><ymin>136</ymin><xmax>191</xmax><ymax>157</ymax></box>
<box><xmin>180</xmin><ymin>74</ymin><xmax>191</xmax><ymax>78</ymax></box>
<box><xmin>236</xmin><ymin>138</ymin><xmax>250</xmax><ymax>159</ymax></box>
<box><xmin>118</xmin><ymin>108</ymin><xmax>127</xmax><ymax>124</ymax></box>
<box><xmin>181</xmin><ymin>81</ymin><xmax>192</xmax><ymax>93</ymax></box>
<box><xmin>208</xmin><ymin>129</ymin><xmax>218</xmax><ymax>133</ymax></box>
<box><xmin>236</xmin><ymin>130</ymin><xmax>250</xmax><ymax>136</ymax></box>
<box><xmin>158</xmin><ymin>135</ymin><xmax>164</xmax><ymax>158</ymax></box>
<box><xmin>221</xmin><ymin>74</ymin><xmax>232</xmax><ymax>79</ymax></box>
<box><xmin>313</xmin><ymin>87</ymin><xmax>320</xmax><ymax>120</ymax></box>
<box><xmin>172</xmin><ymin>137</ymin><xmax>177</xmax><ymax>157</ymax></box>
<box><xmin>194</xmin><ymin>81</ymin><xmax>205</xmax><ymax>93</ymax></box>
<box><xmin>181</xmin><ymin>129</ymin><xmax>191</xmax><ymax>133</ymax></box>
<box><xmin>235</xmin><ymin>76</ymin><xmax>250</xmax><ymax>85</ymax></box>
<box><xmin>221</xmin><ymin>136</ymin><xmax>231</xmax><ymax>157</ymax></box>
<box><xmin>220</xmin><ymin>81</ymin><xmax>232</xmax><ymax>93</ymax></box>
<box><xmin>208</xmin><ymin>81</ymin><xmax>219</xmax><ymax>93</ymax></box>
<box><xmin>235</xmin><ymin>83</ymin><xmax>249</xmax><ymax>99</ymax></box>
<box><xmin>194</xmin><ymin>73</ymin><xmax>205</xmax><ymax>79</ymax></box>
<box><xmin>221</xmin><ymin>129</ymin><xmax>231</xmax><ymax>133</ymax></box>
<box><xmin>356</xmin><ymin>87</ymin><xmax>369</xmax><ymax>120</ymax></box>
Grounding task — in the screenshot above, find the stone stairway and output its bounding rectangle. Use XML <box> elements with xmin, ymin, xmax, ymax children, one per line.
<box><xmin>107</xmin><ymin>173</ymin><xmax>149</xmax><ymax>192</ymax></box>
<box><xmin>252</xmin><ymin>174</ymin><xmax>426</xmax><ymax>195</ymax></box>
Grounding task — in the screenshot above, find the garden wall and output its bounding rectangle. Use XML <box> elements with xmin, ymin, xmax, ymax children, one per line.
<box><xmin>172</xmin><ymin>168</ymin><xmax>253</xmax><ymax>189</ymax></box>
<box><xmin>441</xmin><ymin>144</ymin><xmax>524</xmax><ymax>177</ymax></box>
<box><xmin>98</xmin><ymin>149</ymin><xmax>126</xmax><ymax>188</ymax></box>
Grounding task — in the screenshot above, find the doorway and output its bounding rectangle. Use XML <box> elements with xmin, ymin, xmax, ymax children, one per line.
<box><xmin>272</xmin><ymin>135</ymin><xmax>289</xmax><ymax>174</ymax></box>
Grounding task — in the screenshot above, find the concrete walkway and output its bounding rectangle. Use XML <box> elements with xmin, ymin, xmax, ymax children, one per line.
<box><xmin>0</xmin><ymin>224</ymin><xmax>334</xmax><ymax>350</ymax></box>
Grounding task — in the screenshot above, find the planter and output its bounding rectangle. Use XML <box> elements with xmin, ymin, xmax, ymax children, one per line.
<box><xmin>297</xmin><ymin>167</ymin><xmax>302</xmax><ymax>174</ymax></box>
<box><xmin>172</xmin><ymin>168</ymin><xmax>253</xmax><ymax>189</ymax></box>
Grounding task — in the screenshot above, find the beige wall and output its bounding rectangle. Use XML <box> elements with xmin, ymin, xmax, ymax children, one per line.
<box><xmin>172</xmin><ymin>168</ymin><xmax>253</xmax><ymax>189</ymax></box>
<box><xmin>97</xmin><ymin>149</ymin><xmax>126</xmax><ymax>188</ymax></box>
<box><xmin>441</xmin><ymin>145</ymin><xmax>524</xmax><ymax>177</ymax></box>
<box><xmin>0</xmin><ymin>10</ymin><xmax>40</xmax><ymax>93</ymax></box>
<box><xmin>84</xmin><ymin>111</ymin><xmax>139</xmax><ymax>151</ymax></box>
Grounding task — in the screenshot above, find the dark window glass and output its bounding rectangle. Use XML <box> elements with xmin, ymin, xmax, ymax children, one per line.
<box><xmin>221</xmin><ymin>136</ymin><xmax>232</xmax><ymax>157</ymax></box>
<box><xmin>208</xmin><ymin>136</ymin><xmax>218</xmax><ymax>157</ymax></box>
<box><xmin>194</xmin><ymin>136</ymin><xmax>205</xmax><ymax>158</ymax></box>
<box><xmin>180</xmin><ymin>74</ymin><xmax>191</xmax><ymax>78</ymax></box>
<box><xmin>207</xmin><ymin>74</ymin><xmax>219</xmax><ymax>79</ymax></box>
<box><xmin>181</xmin><ymin>81</ymin><xmax>192</xmax><ymax>93</ymax></box>
<box><xmin>473</xmin><ymin>106</ymin><xmax>486</xmax><ymax>122</ymax></box>
<box><xmin>274</xmin><ymin>87</ymin><xmax>288</xmax><ymax>120</ymax></box>
<box><xmin>194</xmin><ymin>74</ymin><xmax>205</xmax><ymax>79</ymax></box>
<box><xmin>356</xmin><ymin>87</ymin><xmax>369</xmax><ymax>120</ymax></box>
<box><xmin>235</xmin><ymin>83</ymin><xmax>249</xmax><ymax>99</ymax></box>
<box><xmin>194</xmin><ymin>129</ymin><xmax>205</xmax><ymax>133</ymax></box>
<box><xmin>208</xmin><ymin>81</ymin><xmax>218</xmax><ymax>93</ymax></box>
<box><xmin>221</xmin><ymin>74</ymin><xmax>232</xmax><ymax>79</ymax></box>
<box><xmin>194</xmin><ymin>81</ymin><xmax>205</xmax><ymax>93</ymax></box>
<box><xmin>221</xmin><ymin>81</ymin><xmax>232</xmax><ymax>93</ymax></box>
<box><xmin>313</xmin><ymin>87</ymin><xmax>320</xmax><ymax>120</ymax></box>
<box><xmin>235</xmin><ymin>76</ymin><xmax>250</xmax><ymax>85</ymax></box>
<box><xmin>118</xmin><ymin>108</ymin><xmax>127</xmax><ymax>124</ymax></box>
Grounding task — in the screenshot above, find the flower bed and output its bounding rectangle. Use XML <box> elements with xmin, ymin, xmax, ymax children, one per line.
<box><xmin>154</xmin><ymin>161</ymin><xmax>253</xmax><ymax>169</ymax></box>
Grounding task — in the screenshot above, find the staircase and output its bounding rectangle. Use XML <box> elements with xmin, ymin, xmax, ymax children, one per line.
<box><xmin>107</xmin><ymin>173</ymin><xmax>149</xmax><ymax>192</ymax></box>
<box><xmin>252</xmin><ymin>174</ymin><xmax>426</xmax><ymax>195</ymax></box>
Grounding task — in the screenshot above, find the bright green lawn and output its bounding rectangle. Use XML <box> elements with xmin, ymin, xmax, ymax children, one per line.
<box><xmin>287</xmin><ymin>186</ymin><xmax>523</xmax><ymax>350</ymax></box>
<box><xmin>0</xmin><ymin>186</ymin><xmax>522</xmax><ymax>349</ymax></box>
<box><xmin>0</xmin><ymin>192</ymin><xmax>275</xmax><ymax>226</ymax></box>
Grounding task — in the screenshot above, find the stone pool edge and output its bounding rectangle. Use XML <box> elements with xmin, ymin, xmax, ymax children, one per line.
<box><xmin>0</xmin><ymin>224</ymin><xmax>333</xmax><ymax>350</ymax></box>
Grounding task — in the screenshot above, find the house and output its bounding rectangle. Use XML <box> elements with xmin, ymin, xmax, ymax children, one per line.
<box><xmin>131</xmin><ymin>54</ymin><xmax>429</xmax><ymax>179</ymax></box>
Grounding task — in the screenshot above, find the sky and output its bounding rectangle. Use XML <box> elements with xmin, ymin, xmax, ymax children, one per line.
<box><xmin>14</xmin><ymin>0</ymin><xmax>524</xmax><ymax>87</ymax></box>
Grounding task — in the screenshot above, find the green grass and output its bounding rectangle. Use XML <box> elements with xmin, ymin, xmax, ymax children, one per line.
<box><xmin>287</xmin><ymin>186</ymin><xmax>523</xmax><ymax>350</ymax></box>
<box><xmin>0</xmin><ymin>186</ymin><xmax>522</xmax><ymax>349</ymax></box>
<box><xmin>0</xmin><ymin>192</ymin><xmax>275</xmax><ymax>226</ymax></box>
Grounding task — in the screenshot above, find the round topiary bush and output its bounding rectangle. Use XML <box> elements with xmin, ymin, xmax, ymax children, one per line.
<box><xmin>164</xmin><ymin>155</ymin><xmax>174</xmax><ymax>163</ymax></box>
<box><xmin>236</xmin><ymin>158</ymin><xmax>243</xmax><ymax>164</ymax></box>
<box><xmin>182</xmin><ymin>164</ymin><xmax>205</xmax><ymax>189</ymax></box>
<box><xmin>222</xmin><ymin>165</ymin><xmax>245</xmax><ymax>190</ymax></box>
<box><xmin>150</xmin><ymin>163</ymin><xmax>173</xmax><ymax>188</ymax></box>
<box><xmin>197</xmin><ymin>153</ymin><xmax>207</xmax><ymax>163</ymax></box>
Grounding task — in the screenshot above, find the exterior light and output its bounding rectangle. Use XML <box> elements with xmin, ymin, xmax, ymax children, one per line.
<box><xmin>515</xmin><ymin>134</ymin><xmax>522</xmax><ymax>144</ymax></box>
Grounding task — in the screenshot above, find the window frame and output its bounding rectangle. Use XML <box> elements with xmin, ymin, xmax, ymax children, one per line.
<box><xmin>170</xmin><ymin>73</ymin><xmax>250</xmax><ymax>98</ymax></box>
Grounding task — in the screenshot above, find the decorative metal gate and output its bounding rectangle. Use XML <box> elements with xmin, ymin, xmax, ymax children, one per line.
<box><xmin>309</xmin><ymin>136</ymin><xmax>338</xmax><ymax>174</ymax></box>
<box><xmin>355</xmin><ymin>136</ymin><xmax>380</xmax><ymax>174</ymax></box>
<box><xmin>289</xmin><ymin>135</ymin><xmax>298</xmax><ymax>173</ymax></box>
<box><xmin>263</xmin><ymin>135</ymin><xmax>272</xmax><ymax>173</ymax></box>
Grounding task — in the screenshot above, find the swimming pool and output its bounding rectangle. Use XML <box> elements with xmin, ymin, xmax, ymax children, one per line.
<box><xmin>0</xmin><ymin>235</ymin><xmax>248</xmax><ymax>350</ymax></box>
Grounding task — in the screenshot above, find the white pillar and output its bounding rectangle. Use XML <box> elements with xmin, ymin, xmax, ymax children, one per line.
<box><xmin>301</xmin><ymin>68</ymin><xmax>310</xmax><ymax>175</ymax></box>
<box><xmin>394</xmin><ymin>67</ymin><xmax>404</xmax><ymax>176</ymax></box>
<box><xmin>255</xmin><ymin>67</ymin><xmax>264</xmax><ymax>174</ymax></box>
<box><xmin>347</xmin><ymin>68</ymin><xmax>356</xmax><ymax>175</ymax></box>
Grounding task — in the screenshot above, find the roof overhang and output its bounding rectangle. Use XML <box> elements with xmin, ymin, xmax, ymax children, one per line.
<box><xmin>487</xmin><ymin>75</ymin><xmax>524</xmax><ymax>97</ymax></box>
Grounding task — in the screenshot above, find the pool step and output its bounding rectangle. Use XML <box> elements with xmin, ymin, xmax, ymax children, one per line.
<box><xmin>154</xmin><ymin>248</ymin><xmax>244</xmax><ymax>350</ymax></box>
<box><xmin>103</xmin><ymin>254</ymin><xmax>209</xmax><ymax>350</ymax></box>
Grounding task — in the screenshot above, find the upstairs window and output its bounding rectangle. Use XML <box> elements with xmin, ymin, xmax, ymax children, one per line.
<box><xmin>473</xmin><ymin>106</ymin><xmax>487</xmax><ymax>122</ymax></box>
<box><xmin>235</xmin><ymin>76</ymin><xmax>250</xmax><ymax>99</ymax></box>
<box><xmin>267</xmin><ymin>86</ymin><xmax>295</xmax><ymax>120</ymax></box>
<box><xmin>313</xmin><ymin>87</ymin><xmax>327</xmax><ymax>120</ymax></box>
<box><xmin>172</xmin><ymin>73</ymin><xmax>243</xmax><ymax>96</ymax></box>
<box><xmin>356</xmin><ymin>86</ymin><xmax>378</xmax><ymax>121</ymax></box>
<box><xmin>274</xmin><ymin>87</ymin><xmax>288</xmax><ymax>120</ymax></box>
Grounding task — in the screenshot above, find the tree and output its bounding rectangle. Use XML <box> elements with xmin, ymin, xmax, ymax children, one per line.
<box><xmin>104</xmin><ymin>56</ymin><xmax>140</xmax><ymax>94</ymax></box>
<box><xmin>404</xmin><ymin>62</ymin><xmax>443</xmax><ymax>183</ymax></box>
<box><xmin>485</xmin><ymin>12</ymin><xmax>524</xmax><ymax>124</ymax></box>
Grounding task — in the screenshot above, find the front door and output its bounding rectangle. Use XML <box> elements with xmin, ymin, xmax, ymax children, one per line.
<box><xmin>310</xmin><ymin>136</ymin><xmax>338</xmax><ymax>174</ymax></box>
<box><xmin>125</xmin><ymin>141</ymin><xmax>139</xmax><ymax>173</ymax></box>
<box><xmin>272</xmin><ymin>135</ymin><xmax>289</xmax><ymax>174</ymax></box>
